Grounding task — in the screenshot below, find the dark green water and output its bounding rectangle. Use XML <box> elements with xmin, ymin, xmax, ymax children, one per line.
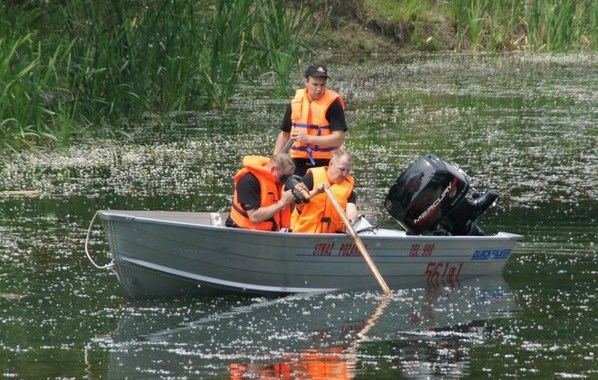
<box><xmin>1</xmin><ymin>53</ymin><xmax>596</xmax><ymax>379</ymax></box>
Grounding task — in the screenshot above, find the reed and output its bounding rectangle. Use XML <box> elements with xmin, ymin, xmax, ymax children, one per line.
<box><xmin>526</xmin><ymin>0</ymin><xmax>573</xmax><ymax>51</ymax></box>
<box><xmin>203</xmin><ymin>0</ymin><xmax>256</xmax><ymax>108</ymax></box>
<box><xmin>0</xmin><ymin>22</ymin><xmax>80</xmax><ymax>152</ymax></box>
<box><xmin>2</xmin><ymin>1</ymin><xmax>596</xmax><ymax>154</ymax></box>
<box><xmin>481</xmin><ymin>0</ymin><xmax>511</xmax><ymax>51</ymax></box>
<box><xmin>450</xmin><ymin>0</ymin><xmax>506</xmax><ymax>51</ymax></box>
<box><xmin>526</xmin><ymin>0</ymin><xmax>597</xmax><ymax>51</ymax></box>
<box><xmin>0</xmin><ymin>1</ymin><xmax>319</xmax><ymax>154</ymax></box>
<box><xmin>252</xmin><ymin>0</ymin><xmax>318</xmax><ymax>96</ymax></box>
<box><xmin>467</xmin><ymin>0</ymin><xmax>484</xmax><ymax>52</ymax></box>
<box><xmin>591</xmin><ymin>2</ymin><xmax>598</xmax><ymax>50</ymax></box>
<box><xmin>449</xmin><ymin>0</ymin><xmax>597</xmax><ymax>51</ymax></box>
<box><xmin>450</xmin><ymin>0</ymin><xmax>477</xmax><ymax>51</ymax></box>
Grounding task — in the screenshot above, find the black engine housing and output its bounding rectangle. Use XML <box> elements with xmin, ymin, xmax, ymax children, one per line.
<box><xmin>384</xmin><ymin>154</ymin><xmax>498</xmax><ymax>236</ymax></box>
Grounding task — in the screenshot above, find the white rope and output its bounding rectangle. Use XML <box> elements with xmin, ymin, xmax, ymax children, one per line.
<box><xmin>84</xmin><ymin>210</ymin><xmax>114</xmax><ymax>270</ymax></box>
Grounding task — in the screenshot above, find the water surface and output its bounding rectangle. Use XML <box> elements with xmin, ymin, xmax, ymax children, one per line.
<box><xmin>1</xmin><ymin>53</ymin><xmax>596</xmax><ymax>379</ymax></box>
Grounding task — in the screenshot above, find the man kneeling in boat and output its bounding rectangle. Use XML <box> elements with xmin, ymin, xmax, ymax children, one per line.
<box><xmin>292</xmin><ymin>150</ymin><xmax>358</xmax><ymax>233</ymax></box>
<box><xmin>227</xmin><ymin>153</ymin><xmax>302</xmax><ymax>231</ymax></box>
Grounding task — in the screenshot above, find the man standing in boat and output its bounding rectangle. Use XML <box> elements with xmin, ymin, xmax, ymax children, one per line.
<box><xmin>292</xmin><ymin>150</ymin><xmax>358</xmax><ymax>233</ymax></box>
<box><xmin>274</xmin><ymin>64</ymin><xmax>348</xmax><ymax>176</ymax></box>
<box><xmin>226</xmin><ymin>153</ymin><xmax>298</xmax><ymax>231</ymax></box>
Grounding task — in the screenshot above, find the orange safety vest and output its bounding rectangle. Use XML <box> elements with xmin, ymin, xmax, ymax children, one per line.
<box><xmin>229</xmin><ymin>156</ymin><xmax>290</xmax><ymax>231</ymax></box>
<box><xmin>290</xmin><ymin>88</ymin><xmax>345</xmax><ymax>161</ymax></box>
<box><xmin>292</xmin><ymin>166</ymin><xmax>354</xmax><ymax>233</ymax></box>
<box><xmin>230</xmin><ymin>354</ymin><xmax>350</xmax><ymax>379</ymax></box>
<box><xmin>295</xmin><ymin>348</ymin><xmax>351</xmax><ymax>380</ymax></box>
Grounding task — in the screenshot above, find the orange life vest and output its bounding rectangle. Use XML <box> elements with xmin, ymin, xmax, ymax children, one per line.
<box><xmin>230</xmin><ymin>348</ymin><xmax>350</xmax><ymax>379</ymax></box>
<box><xmin>290</xmin><ymin>88</ymin><xmax>345</xmax><ymax>161</ymax></box>
<box><xmin>295</xmin><ymin>348</ymin><xmax>351</xmax><ymax>379</ymax></box>
<box><xmin>229</xmin><ymin>156</ymin><xmax>290</xmax><ymax>231</ymax></box>
<box><xmin>292</xmin><ymin>166</ymin><xmax>354</xmax><ymax>233</ymax></box>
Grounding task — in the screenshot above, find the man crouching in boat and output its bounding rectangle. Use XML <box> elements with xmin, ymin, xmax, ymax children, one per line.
<box><xmin>292</xmin><ymin>150</ymin><xmax>358</xmax><ymax>233</ymax></box>
<box><xmin>226</xmin><ymin>154</ymin><xmax>300</xmax><ymax>231</ymax></box>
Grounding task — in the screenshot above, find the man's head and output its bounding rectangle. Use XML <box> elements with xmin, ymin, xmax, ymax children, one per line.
<box><xmin>304</xmin><ymin>64</ymin><xmax>330</xmax><ymax>101</ymax></box>
<box><xmin>327</xmin><ymin>150</ymin><xmax>353</xmax><ymax>184</ymax></box>
<box><xmin>270</xmin><ymin>153</ymin><xmax>296</xmax><ymax>183</ymax></box>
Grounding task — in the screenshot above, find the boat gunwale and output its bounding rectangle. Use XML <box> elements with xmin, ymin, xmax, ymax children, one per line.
<box><xmin>99</xmin><ymin>210</ymin><xmax>523</xmax><ymax>241</ymax></box>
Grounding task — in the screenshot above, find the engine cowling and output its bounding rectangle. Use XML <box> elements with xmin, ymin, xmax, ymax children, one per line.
<box><xmin>384</xmin><ymin>154</ymin><xmax>498</xmax><ymax>236</ymax></box>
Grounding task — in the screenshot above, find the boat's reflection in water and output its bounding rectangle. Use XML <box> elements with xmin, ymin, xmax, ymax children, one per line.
<box><xmin>98</xmin><ymin>276</ymin><xmax>518</xmax><ymax>378</ymax></box>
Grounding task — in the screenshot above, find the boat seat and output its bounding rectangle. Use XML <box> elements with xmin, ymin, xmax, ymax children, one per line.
<box><xmin>210</xmin><ymin>213</ymin><xmax>224</xmax><ymax>227</ymax></box>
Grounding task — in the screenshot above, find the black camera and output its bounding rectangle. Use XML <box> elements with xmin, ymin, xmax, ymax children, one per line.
<box><xmin>283</xmin><ymin>175</ymin><xmax>310</xmax><ymax>204</ymax></box>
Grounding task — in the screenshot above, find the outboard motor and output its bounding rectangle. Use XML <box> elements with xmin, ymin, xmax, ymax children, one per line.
<box><xmin>384</xmin><ymin>154</ymin><xmax>498</xmax><ymax>236</ymax></box>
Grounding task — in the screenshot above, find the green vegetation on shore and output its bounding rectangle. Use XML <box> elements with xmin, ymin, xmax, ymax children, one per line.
<box><xmin>319</xmin><ymin>0</ymin><xmax>597</xmax><ymax>54</ymax></box>
<box><xmin>1</xmin><ymin>0</ymin><xmax>314</xmax><ymax>153</ymax></box>
<box><xmin>1</xmin><ymin>0</ymin><xmax>596</xmax><ymax>155</ymax></box>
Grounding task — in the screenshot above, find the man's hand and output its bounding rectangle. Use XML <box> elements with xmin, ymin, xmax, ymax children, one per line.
<box><xmin>311</xmin><ymin>183</ymin><xmax>326</xmax><ymax>197</ymax></box>
<box><xmin>291</xmin><ymin>130</ymin><xmax>344</xmax><ymax>149</ymax></box>
<box><xmin>247</xmin><ymin>190</ymin><xmax>296</xmax><ymax>224</ymax></box>
<box><xmin>280</xmin><ymin>189</ymin><xmax>296</xmax><ymax>206</ymax></box>
<box><xmin>291</xmin><ymin>130</ymin><xmax>310</xmax><ymax>144</ymax></box>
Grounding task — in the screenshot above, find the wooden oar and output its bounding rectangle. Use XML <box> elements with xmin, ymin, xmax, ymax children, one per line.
<box><xmin>280</xmin><ymin>137</ymin><xmax>296</xmax><ymax>154</ymax></box>
<box><xmin>324</xmin><ymin>187</ymin><xmax>392</xmax><ymax>295</ymax></box>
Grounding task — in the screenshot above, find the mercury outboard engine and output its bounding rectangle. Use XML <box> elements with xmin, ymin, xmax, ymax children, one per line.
<box><xmin>384</xmin><ymin>154</ymin><xmax>499</xmax><ymax>236</ymax></box>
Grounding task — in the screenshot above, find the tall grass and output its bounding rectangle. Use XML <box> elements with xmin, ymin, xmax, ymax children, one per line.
<box><xmin>2</xmin><ymin>1</ymin><xmax>597</xmax><ymax>154</ymax></box>
<box><xmin>203</xmin><ymin>0</ymin><xmax>255</xmax><ymax>108</ymax></box>
<box><xmin>467</xmin><ymin>0</ymin><xmax>484</xmax><ymax>51</ymax></box>
<box><xmin>527</xmin><ymin>0</ymin><xmax>596</xmax><ymax>51</ymax></box>
<box><xmin>449</xmin><ymin>0</ymin><xmax>597</xmax><ymax>51</ymax></box>
<box><xmin>0</xmin><ymin>0</ymin><xmax>318</xmax><ymax>155</ymax></box>
<box><xmin>0</xmin><ymin>10</ymin><xmax>81</xmax><ymax>153</ymax></box>
<box><xmin>252</xmin><ymin>0</ymin><xmax>318</xmax><ymax>96</ymax></box>
<box><xmin>56</xmin><ymin>0</ymin><xmax>255</xmax><ymax>119</ymax></box>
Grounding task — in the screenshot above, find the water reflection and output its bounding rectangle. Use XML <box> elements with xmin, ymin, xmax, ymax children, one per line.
<box><xmin>91</xmin><ymin>277</ymin><xmax>517</xmax><ymax>378</ymax></box>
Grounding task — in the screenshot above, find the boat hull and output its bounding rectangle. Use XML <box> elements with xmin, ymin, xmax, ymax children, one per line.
<box><xmin>99</xmin><ymin>210</ymin><xmax>521</xmax><ymax>298</ymax></box>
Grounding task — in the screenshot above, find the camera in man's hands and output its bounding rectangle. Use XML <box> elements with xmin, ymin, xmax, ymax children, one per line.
<box><xmin>283</xmin><ymin>175</ymin><xmax>310</xmax><ymax>204</ymax></box>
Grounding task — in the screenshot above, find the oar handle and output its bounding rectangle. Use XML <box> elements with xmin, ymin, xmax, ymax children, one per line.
<box><xmin>324</xmin><ymin>187</ymin><xmax>392</xmax><ymax>295</ymax></box>
<box><xmin>280</xmin><ymin>137</ymin><xmax>296</xmax><ymax>154</ymax></box>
